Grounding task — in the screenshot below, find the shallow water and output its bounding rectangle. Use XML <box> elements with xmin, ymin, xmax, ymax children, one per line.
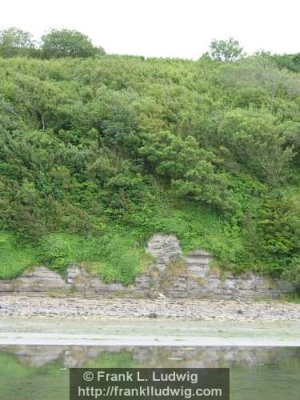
<box><xmin>0</xmin><ymin>345</ymin><xmax>299</xmax><ymax>400</ymax></box>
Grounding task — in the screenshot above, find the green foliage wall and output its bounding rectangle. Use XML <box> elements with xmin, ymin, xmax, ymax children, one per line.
<box><xmin>0</xmin><ymin>50</ymin><xmax>300</xmax><ymax>284</ymax></box>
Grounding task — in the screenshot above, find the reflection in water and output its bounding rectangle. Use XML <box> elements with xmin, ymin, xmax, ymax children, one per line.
<box><xmin>0</xmin><ymin>346</ymin><xmax>299</xmax><ymax>400</ymax></box>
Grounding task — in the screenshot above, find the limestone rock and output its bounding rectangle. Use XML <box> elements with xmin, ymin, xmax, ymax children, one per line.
<box><xmin>146</xmin><ymin>234</ymin><xmax>182</xmax><ymax>271</ymax></box>
<box><xmin>13</xmin><ymin>266</ymin><xmax>68</xmax><ymax>293</ymax></box>
<box><xmin>0</xmin><ymin>233</ymin><xmax>296</xmax><ymax>299</ymax></box>
<box><xmin>184</xmin><ymin>250</ymin><xmax>212</xmax><ymax>278</ymax></box>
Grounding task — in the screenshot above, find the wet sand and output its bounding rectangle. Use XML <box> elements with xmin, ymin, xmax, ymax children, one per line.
<box><xmin>0</xmin><ymin>316</ymin><xmax>300</xmax><ymax>347</ymax></box>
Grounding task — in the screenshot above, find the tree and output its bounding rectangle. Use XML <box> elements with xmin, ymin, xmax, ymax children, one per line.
<box><xmin>272</xmin><ymin>52</ymin><xmax>300</xmax><ymax>72</ymax></box>
<box><xmin>208</xmin><ymin>37</ymin><xmax>245</xmax><ymax>62</ymax></box>
<box><xmin>218</xmin><ymin>109</ymin><xmax>294</xmax><ymax>184</ymax></box>
<box><xmin>256</xmin><ymin>194</ymin><xmax>300</xmax><ymax>276</ymax></box>
<box><xmin>138</xmin><ymin>131</ymin><xmax>234</xmax><ymax>211</ymax></box>
<box><xmin>41</xmin><ymin>29</ymin><xmax>102</xmax><ymax>59</ymax></box>
<box><xmin>0</xmin><ymin>27</ymin><xmax>36</xmax><ymax>57</ymax></box>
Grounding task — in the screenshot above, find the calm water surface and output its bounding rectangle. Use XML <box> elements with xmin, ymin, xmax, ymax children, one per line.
<box><xmin>0</xmin><ymin>345</ymin><xmax>299</xmax><ymax>400</ymax></box>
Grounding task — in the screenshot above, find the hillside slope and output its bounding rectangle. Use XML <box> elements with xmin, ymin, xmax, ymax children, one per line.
<box><xmin>1</xmin><ymin>54</ymin><xmax>300</xmax><ymax>284</ymax></box>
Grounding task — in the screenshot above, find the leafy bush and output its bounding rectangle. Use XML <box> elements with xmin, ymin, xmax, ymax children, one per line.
<box><xmin>0</xmin><ymin>232</ymin><xmax>37</xmax><ymax>278</ymax></box>
<box><xmin>39</xmin><ymin>233</ymin><xmax>144</xmax><ymax>285</ymax></box>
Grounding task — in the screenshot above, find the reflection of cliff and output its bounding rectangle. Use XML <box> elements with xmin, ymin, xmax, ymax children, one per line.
<box><xmin>131</xmin><ymin>347</ymin><xmax>300</xmax><ymax>369</ymax></box>
<box><xmin>1</xmin><ymin>345</ymin><xmax>299</xmax><ymax>369</ymax></box>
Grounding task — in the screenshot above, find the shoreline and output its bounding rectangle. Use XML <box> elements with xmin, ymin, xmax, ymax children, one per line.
<box><xmin>0</xmin><ymin>295</ymin><xmax>300</xmax><ymax>346</ymax></box>
<box><xmin>0</xmin><ymin>316</ymin><xmax>300</xmax><ymax>346</ymax></box>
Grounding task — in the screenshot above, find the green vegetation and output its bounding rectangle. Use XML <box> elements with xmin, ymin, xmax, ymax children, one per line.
<box><xmin>1</xmin><ymin>30</ymin><xmax>300</xmax><ymax>285</ymax></box>
<box><xmin>0</xmin><ymin>352</ymin><xmax>69</xmax><ymax>400</ymax></box>
<box><xmin>0</xmin><ymin>232</ymin><xmax>37</xmax><ymax>278</ymax></box>
<box><xmin>206</xmin><ymin>37</ymin><xmax>246</xmax><ymax>61</ymax></box>
<box><xmin>0</xmin><ymin>231</ymin><xmax>149</xmax><ymax>284</ymax></box>
<box><xmin>83</xmin><ymin>350</ymin><xmax>138</xmax><ymax>368</ymax></box>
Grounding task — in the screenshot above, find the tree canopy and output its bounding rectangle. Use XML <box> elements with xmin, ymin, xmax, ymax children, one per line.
<box><xmin>208</xmin><ymin>37</ymin><xmax>245</xmax><ymax>61</ymax></box>
<box><xmin>0</xmin><ymin>27</ymin><xmax>36</xmax><ymax>57</ymax></box>
<box><xmin>0</xmin><ymin>27</ymin><xmax>105</xmax><ymax>59</ymax></box>
<box><xmin>41</xmin><ymin>29</ymin><xmax>103</xmax><ymax>58</ymax></box>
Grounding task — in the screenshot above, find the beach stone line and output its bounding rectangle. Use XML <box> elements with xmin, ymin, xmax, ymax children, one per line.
<box><xmin>0</xmin><ymin>233</ymin><xmax>295</xmax><ymax>298</ymax></box>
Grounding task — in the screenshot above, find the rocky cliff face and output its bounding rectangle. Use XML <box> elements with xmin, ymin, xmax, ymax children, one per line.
<box><xmin>144</xmin><ymin>234</ymin><xmax>294</xmax><ymax>299</ymax></box>
<box><xmin>0</xmin><ymin>234</ymin><xmax>295</xmax><ymax>298</ymax></box>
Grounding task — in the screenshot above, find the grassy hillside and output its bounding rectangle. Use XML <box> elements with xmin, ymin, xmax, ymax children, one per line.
<box><xmin>1</xmin><ymin>53</ymin><xmax>300</xmax><ymax>284</ymax></box>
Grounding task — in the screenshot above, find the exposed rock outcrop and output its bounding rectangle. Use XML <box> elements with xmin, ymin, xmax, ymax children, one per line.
<box><xmin>0</xmin><ymin>234</ymin><xmax>295</xmax><ymax>299</ymax></box>
<box><xmin>146</xmin><ymin>234</ymin><xmax>182</xmax><ymax>271</ymax></box>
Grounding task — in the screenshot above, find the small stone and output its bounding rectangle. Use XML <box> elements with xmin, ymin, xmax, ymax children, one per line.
<box><xmin>148</xmin><ymin>312</ymin><xmax>158</xmax><ymax>318</ymax></box>
<box><xmin>237</xmin><ymin>309</ymin><xmax>243</xmax><ymax>314</ymax></box>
